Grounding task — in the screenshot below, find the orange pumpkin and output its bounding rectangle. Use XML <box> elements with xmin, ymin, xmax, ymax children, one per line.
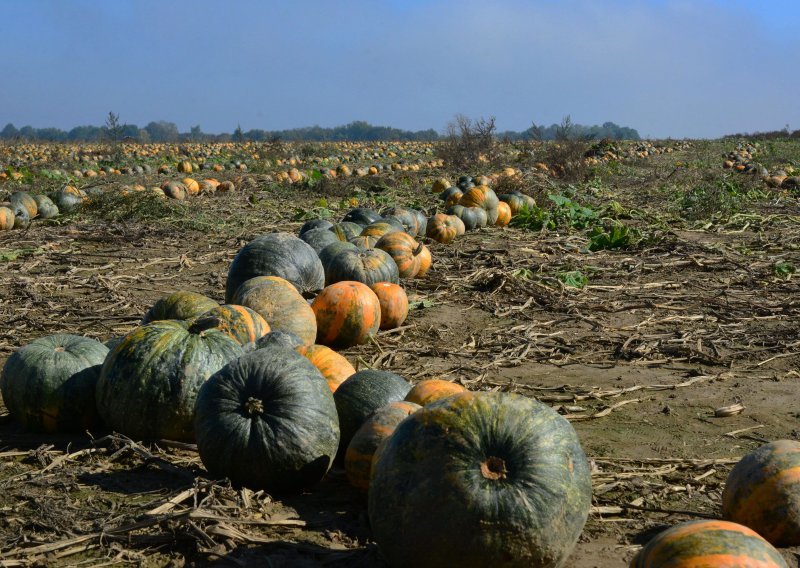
<box><xmin>0</xmin><ymin>207</ymin><xmax>15</xmax><ymax>231</ymax></box>
<box><xmin>405</xmin><ymin>380</ymin><xmax>466</xmax><ymax>406</ymax></box>
<box><xmin>217</xmin><ymin>180</ymin><xmax>235</xmax><ymax>192</ymax></box>
<box><xmin>177</xmin><ymin>160</ymin><xmax>193</xmax><ymax>173</ymax></box>
<box><xmin>495</xmin><ymin>201</ymin><xmax>512</xmax><ymax>226</ymax></box>
<box><xmin>304</xmin><ymin>344</ymin><xmax>356</xmax><ymax>392</ymax></box>
<box><xmin>182</xmin><ymin>177</ymin><xmax>200</xmax><ymax>196</ymax></box>
<box><xmin>198</xmin><ymin>304</ymin><xmax>270</xmax><ymax>345</ymax></box>
<box><xmin>375</xmin><ymin>232</ymin><xmax>423</xmax><ymax>278</ymax></box>
<box><xmin>370</xmin><ymin>282</ymin><xmax>409</xmax><ymax>330</ymax></box>
<box><xmin>415</xmin><ymin>245</ymin><xmax>432</xmax><ymax>277</ymax></box>
<box><xmin>311</xmin><ymin>281</ymin><xmax>381</xmax><ymax>348</ymax></box>
<box><xmin>426</xmin><ymin>214</ymin><xmax>458</xmax><ymax>244</ymax></box>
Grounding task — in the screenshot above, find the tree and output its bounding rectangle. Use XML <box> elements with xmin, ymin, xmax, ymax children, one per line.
<box><xmin>232</xmin><ymin>124</ymin><xmax>244</xmax><ymax>142</ymax></box>
<box><xmin>144</xmin><ymin>120</ymin><xmax>179</xmax><ymax>142</ymax></box>
<box><xmin>1</xmin><ymin>123</ymin><xmax>18</xmax><ymax>140</ymax></box>
<box><xmin>104</xmin><ymin>111</ymin><xmax>123</xmax><ymax>142</ymax></box>
<box><xmin>189</xmin><ymin>125</ymin><xmax>204</xmax><ymax>141</ymax></box>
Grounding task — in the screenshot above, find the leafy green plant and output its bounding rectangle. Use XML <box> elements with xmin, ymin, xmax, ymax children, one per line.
<box><xmin>511</xmin><ymin>194</ymin><xmax>598</xmax><ymax>232</ymax></box>
<box><xmin>557</xmin><ymin>270</ymin><xmax>588</xmax><ymax>288</ymax></box>
<box><xmin>774</xmin><ymin>261</ymin><xmax>795</xmax><ymax>280</ymax></box>
<box><xmin>587</xmin><ymin>222</ymin><xmax>639</xmax><ymax>251</ymax></box>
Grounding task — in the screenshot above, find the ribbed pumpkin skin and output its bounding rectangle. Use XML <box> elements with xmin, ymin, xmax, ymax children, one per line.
<box><xmin>446</xmin><ymin>214</ymin><xmax>467</xmax><ymax>236</ymax></box>
<box><xmin>319</xmin><ymin>241</ymin><xmax>358</xmax><ymax>274</ymax></box>
<box><xmin>1</xmin><ymin>335</ymin><xmax>109</xmax><ymax>433</ymax></box>
<box><xmin>225</xmin><ymin>233</ymin><xmax>325</xmax><ymax>302</ymax></box>
<box><xmin>630</xmin><ymin>520</ymin><xmax>788</xmax><ymax>568</ymax></box>
<box><xmin>326</xmin><ymin>248</ymin><xmax>400</xmax><ymax>287</ymax></box>
<box><xmin>342</xmin><ymin>208</ymin><xmax>382</xmax><ymax>227</ymax></box>
<box><xmin>232</xmin><ymin>276</ymin><xmax>317</xmax><ymax>347</ymax></box>
<box><xmin>311</xmin><ymin>282</ymin><xmax>381</xmax><ymax>348</ymax></box>
<box><xmin>10</xmin><ymin>191</ymin><xmax>38</xmax><ymax>218</ymax></box>
<box><xmin>440</xmin><ymin>187</ymin><xmax>464</xmax><ymax>207</ymax></box>
<box><xmin>370</xmin><ymin>283</ymin><xmax>408</xmax><ymax>330</ymax></box>
<box><xmin>329</xmin><ymin>222</ymin><xmax>362</xmax><ymax>241</ymax></box>
<box><xmin>0</xmin><ymin>207</ymin><xmax>15</xmax><ymax>231</ymax></box>
<box><xmin>345</xmin><ymin>401</ymin><xmax>421</xmax><ymax>492</ymax></box>
<box><xmin>194</xmin><ymin>347</ymin><xmax>339</xmax><ymax>491</ymax></box>
<box><xmin>722</xmin><ymin>440</ymin><xmax>800</xmax><ymax>546</ymax></box>
<box><xmin>415</xmin><ymin>245</ymin><xmax>432</xmax><ymax>277</ymax></box>
<box><xmin>198</xmin><ymin>304</ymin><xmax>270</xmax><ymax>346</ymax></box>
<box><xmin>375</xmin><ymin>232</ymin><xmax>423</xmax><ymax>278</ymax></box>
<box><xmin>496</xmin><ymin>201</ymin><xmax>512</xmax><ymax>226</ymax></box>
<box><xmin>33</xmin><ymin>194</ymin><xmax>59</xmax><ymax>218</ymax></box>
<box><xmin>304</xmin><ymin>344</ymin><xmax>356</xmax><ymax>392</ymax></box>
<box><xmin>301</xmin><ymin>228</ymin><xmax>341</xmax><ymax>254</ymax></box>
<box><xmin>361</xmin><ymin>220</ymin><xmax>404</xmax><ymax>241</ymax></box>
<box><xmin>426</xmin><ymin>214</ymin><xmax>458</xmax><ymax>244</ymax></box>
<box><xmin>348</xmin><ymin>235</ymin><xmax>378</xmax><ymax>249</ymax></box>
<box><xmin>448</xmin><ymin>205</ymin><xmax>488</xmax><ymax>231</ymax></box>
<box><xmin>141</xmin><ymin>291</ymin><xmax>218</xmax><ymax>324</ymax></box>
<box><xmin>368</xmin><ymin>391</ymin><xmax>592</xmax><ymax>568</ymax></box>
<box><xmin>382</xmin><ymin>207</ymin><xmax>420</xmax><ymax>236</ymax></box>
<box><xmin>333</xmin><ymin>369</ymin><xmax>411</xmax><ymax>460</ymax></box>
<box><xmin>96</xmin><ymin>320</ymin><xmax>243</xmax><ymax>442</ymax></box>
<box><xmin>299</xmin><ymin>219</ymin><xmax>334</xmax><ymax>236</ymax></box>
<box><xmin>255</xmin><ymin>330</ymin><xmax>307</xmax><ymax>355</ymax></box>
<box><xmin>460</xmin><ymin>185</ymin><xmax>500</xmax><ymax>224</ymax></box>
<box><xmin>405</xmin><ymin>379</ymin><xmax>466</xmax><ymax>406</ymax></box>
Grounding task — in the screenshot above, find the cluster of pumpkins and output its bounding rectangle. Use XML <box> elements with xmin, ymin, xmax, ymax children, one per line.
<box><xmin>0</xmin><ymin>187</ymin><xmax>87</xmax><ymax>230</ymax></box>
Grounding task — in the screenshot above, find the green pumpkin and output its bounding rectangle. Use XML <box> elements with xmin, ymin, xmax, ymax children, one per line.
<box><xmin>329</xmin><ymin>222</ymin><xmax>363</xmax><ymax>241</ymax></box>
<box><xmin>342</xmin><ymin>207</ymin><xmax>382</xmax><ymax>227</ymax></box>
<box><xmin>141</xmin><ymin>291</ymin><xmax>218</xmax><ymax>324</ymax></box>
<box><xmin>381</xmin><ymin>207</ymin><xmax>420</xmax><ymax>236</ymax></box>
<box><xmin>225</xmin><ymin>233</ymin><xmax>325</xmax><ymax>302</ymax></box>
<box><xmin>325</xmin><ymin>248</ymin><xmax>399</xmax><ymax>287</ymax></box>
<box><xmin>96</xmin><ymin>319</ymin><xmax>243</xmax><ymax>442</ymax></box>
<box><xmin>368</xmin><ymin>391</ymin><xmax>592</xmax><ymax>568</ymax></box>
<box><xmin>318</xmin><ymin>241</ymin><xmax>358</xmax><ymax>274</ymax></box>
<box><xmin>33</xmin><ymin>194</ymin><xmax>59</xmax><ymax>219</ymax></box>
<box><xmin>194</xmin><ymin>347</ymin><xmax>339</xmax><ymax>491</ymax></box>
<box><xmin>301</xmin><ymin>227</ymin><xmax>341</xmax><ymax>254</ymax></box>
<box><xmin>333</xmin><ymin>369</ymin><xmax>410</xmax><ymax>460</ymax></box>
<box><xmin>1</xmin><ymin>334</ymin><xmax>109</xmax><ymax>433</ymax></box>
<box><xmin>447</xmin><ymin>205</ymin><xmax>488</xmax><ymax>231</ymax></box>
<box><xmin>299</xmin><ymin>218</ymin><xmax>334</xmax><ymax>236</ymax></box>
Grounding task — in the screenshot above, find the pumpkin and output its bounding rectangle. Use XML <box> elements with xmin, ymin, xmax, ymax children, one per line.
<box><xmin>161</xmin><ymin>180</ymin><xmax>187</xmax><ymax>200</ymax></box>
<box><xmin>447</xmin><ymin>205</ymin><xmax>488</xmax><ymax>231</ymax></box>
<box><xmin>348</xmin><ymin>235</ymin><xmax>379</xmax><ymax>249</ymax></box>
<box><xmin>319</xmin><ymin>241</ymin><xmax>358</xmax><ymax>274</ymax></box>
<box><xmin>141</xmin><ymin>291</ymin><xmax>218</xmax><ymax>324</ymax></box>
<box><xmin>410</xmin><ymin>209</ymin><xmax>427</xmax><ymax>238</ymax></box>
<box><xmin>33</xmin><ymin>195</ymin><xmax>59</xmax><ymax>219</ymax></box>
<box><xmin>10</xmin><ymin>191</ymin><xmax>37</xmax><ymax>218</ymax></box>
<box><xmin>182</xmin><ymin>177</ymin><xmax>200</xmax><ymax>196</ymax></box>
<box><xmin>217</xmin><ymin>180</ymin><xmax>235</xmax><ymax>192</ymax></box>
<box><xmin>722</xmin><ymin>440</ymin><xmax>800</xmax><ymax>546</ymax></box>
<box><xmin>12</xmin><ymin>203</ymin><xmax>30</xmax><ymax>228</ymax></box>
<box><xmin>312</xmin><ymin>281</ymin><xmax>381</xmax><ymax>348</ymax></box>
<box><xmin>0</xmin><ymin>206</ymin><xmax>15</xmax><ymax>231</ymax></box>
<box><xmin>495</xmin><ymin>201</ymin><xmax>512</xmax><ymax>226</ymax></box>
<box><xmin>440</xmin><ymin>186</ymin><xmax>464</xmax><ymax>207</ymax></box>
<box><xmin>630</xmin><ymin>520</ymin><xmax>788</xmax><ymax>568</ymax></box>
<box><xmin>326</xmin><ymin>248</ymin><xmax>400</xmax><ymax>287</ymax></box>
<box><xmin>329</xmin><ymin>222</ymin><xmax>362</xmax><ymax>241</ymax></box>
<box><xmin>304</xmin><ymin>344</ymin><xmax>356</xmax><ymax>392</ymax></box>
<box><xmin>415</xmin><ymin>244</ymin><xmax>432</xmax><ymax>277</ymax></box>
<box><xmin>375</xmin><ymin>231</ymin><xmax>424</xmax><ymax>278</ymax></box>
<box><xmin>345</xmin><ymin>401</ymin><xmax>421</xmax><ymax>492</ymax></box>
<box><xmin>500</xmin><ymin>192</ymin><xmax>535</xmax><ymax>215</ymax></box>
<box><xmin>96</xmin><ymin>319</ymin><xmax>243</xmax><ymax>442</ymax></box>
<box><xmin>446</xmin><ymin>214</ymin><xmax>466</xmax><ymax>236</ymax></box>
<box><xmin>405</xmin><ymin>379</ymin><xmax>466</xmax><ymax>406</ymax></box>
<box><xmin>343</xmin><ymin>207</ymin><xmax>382</xmax><ymax>227</ymax></box>
<box><xmin>225</xmin><ymin>233</ymin><xmax>325</xmax><ymax>302</ymax></box>
<box><xmin>255</xmin><ymin>330</ymin><xmax>307</xmax><ymax>355</ymax></box>
<box><xmin>460</xmin><ymin>185</ymin><xmax>500</xmax><ymax>224</ymax></box>
<box><xmin>1</xmin><ymin>334</ymin><xmax>109</xmax><ymax>433</ymax></box>
<box><xmin>55</xmin><ymin>186</ymin><xmax>86</xmax><ymax>212</ymax></box>
<box><xmin>197</xmin><ymin>304</ymin><xmax>270</xmax><ymax>346</ymax></box>
<box><xmin>301</xmin><ymin>227</ymin><xmax>341</xmax><ymax>254</ymax></box>
<box><xmin>232</xmin><ymin>276</ymin><xmax>317</xmax><ymax>347</ymax></box>
<box><xmin>194</xmin><ymin>347</ymin><xmax>339</xmax><ymax>491</ymax></box>
<box><xmin>368</xmin><ymin>391</ymin><xmax>592</xmax><ymax>568</ymax></box>
<box><xmin>370</xmin><ymin>282</ymin><xmax>409</xmax><ymax>330</ymax></box>
<box><xmin>361</xmin><ymin>219</ymin><xmax>404</xmax><ymax>240</ymax></box>
<box><xmin>381</xmin><ymin>207</ymin><xmax>420</xmax><ymax>236</ymax></box>
<box><xmin>426</xmin><ymin>214</ymin><xmax>458</xmax><ymax>244</ymax></box>
<box><xmin>333</xmin><ymin>369</ymin><xmax>411</xmax><ymax>460</ymax></box>
<box><xmin>431</xmin><ymin>178</ymin><xmax>451</xmax><ymax>193</ymax></box>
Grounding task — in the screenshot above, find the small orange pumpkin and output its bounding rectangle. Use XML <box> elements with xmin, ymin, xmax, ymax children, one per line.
<box><xmin>405</xmin><ymin>379</ymin><xmax>466</xmax><ymax>406</ymax></box>
<box><xmin>311</xmin><ymin>281</ymin><xmax>381</xmax><ymax>348</ymax></box>
<box><xmin>0</xmin><ymin>207</ymin><xmax>16</xmax><ymax>231</ymax></box>
<box><xmin>182</xmin><ymin>177</ymin><xmax>200</xmax><ymax>196</ymax></box>
<box><xmin>375</xmin><ymin>232</ymin><xmax>423</xmax><ymax>278</ymax></box>
<box><xmin>495</xmin><ymin>201</ymin><xmax>512</xmax><ymax>226</ymax></box>
<box><xmin>370</xmin><ymin>283</ymin><xmax>409</xmax><ymax>330</ymax></box>
<box><xmin>304</xmin><ymin>344</ymin><xmax>356</xmax><ymax>392</ymax></box>
<box><xmin>426</xmin><ymin>214</ymin><xmax>458</xmax><ymax>244</ymax></box>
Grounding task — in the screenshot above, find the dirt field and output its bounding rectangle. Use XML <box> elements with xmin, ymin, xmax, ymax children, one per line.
<box><xmin>2</xmin><ymin>139</ymin><xmax>800</xmax><ymax>566</ymax></box>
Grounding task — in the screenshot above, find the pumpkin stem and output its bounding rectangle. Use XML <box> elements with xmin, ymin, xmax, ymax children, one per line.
<box><xmin>412</xmin><ymin>242</ymin><xmax>424</xmax><ymax>256</ymax></box>
<box><xmin>188</xmin><ymin>316</ymin><xmax>222</xmax><ymax>336</ymax></box>
<box><xmin>244</xmin><ymin>397</ymin><xmax>264</xmax><ymax>416</ymax></box>
<box><xmin>480</xmin><ymin>456</ymin><xmax>508</xmax><ymax>481</ymax></box>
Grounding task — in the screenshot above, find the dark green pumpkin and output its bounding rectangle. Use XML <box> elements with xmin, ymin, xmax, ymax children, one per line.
<box><xmin>194</xmin><ymin>347</ymin><xmax>339</xmax><ymax>491</ymax></box>
<box><xmin>299</xmin><ymin>218</ymin><xmax>334</xmax><ymax>236</ymax></box>
<box><xmin>410</xmin><ymin>209</ymin><xmax>427</xmax><ymax>238</ymax></box>
<box><xmin>381</xmin><ymin>207</ymin><xmax>420</xmax><ymax>236</ymax></box>
<box><xmin>225</xmin><ymin>233</ymin><xmax>325</xmax><ymax>302</ymax></box>
<box><xmin>368</xmin><ymin>391</ymin><xmax>592</xmax><ymax>568</ymax></box>
<box><xmin>96</xmin><ymin>319</ymin><xmax>244</xmax><ymax>442</ymax></box>
<box><xmin>326</xmin><ymin>248</ymin><xmax>399</xmax><ymax>287</ymax></box>
<box><xmin>301</xmin><ymin>227</ymin><xmax>341</xmax><ymax>254</ymax></box>
<box><xmin>447</xmin><ymin>205</ymin><xmax>488</xmax><ymax>231</ymax></box>
<box><xmin>33</xmin><ymin>194</ymin><xmax>59</xmax><ymax>219</ymax></box>
<box><xmin>329</xmin><ymin>221</ymin><xmax>363</xmax><ymax>241</ymax></box>
<box><xmin>318</xmin><ymin>241</ymin><xmax>358</xmax><ymax>274</ymax></box>
<box><xmin>342</xmin><ymin>207</ymin><xmax>382</xmax><ymax>227</ymax></box>
<box><xmin>333</xmin><ymin>369</ymin><xmax>410</xmax><ymax>460</ymax></box>
<box><xmin>141</xmin><ymin>291</ymin><xmax>218</xmax><ymax>324</ymax></box>
<box><xmin>255</xmin><ymin>330</ymin><xmax>307</xmax><ymax>354</ymax></box>
<box><xmin>1</xmin><ymin>334</ymin><xmax>109</xmax><ymax>433</ymax></box>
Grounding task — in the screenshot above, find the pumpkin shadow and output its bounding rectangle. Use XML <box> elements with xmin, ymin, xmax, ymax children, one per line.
<box><xmin>630</xmin><ymin>523</ymin><xmax>671</xmax><ymax>545</ymax></box>
<box><xmin>206</xmin><ymin>540</ymin><xmax>383</xmax><ymax>567</ymax></box>
<box><xmin>78</xmin><ymin>464</ymin><xmax>193</xmax><ymax>495</ymax></box>
<box><xmin>0</xmin><ymin>417</ymin><xmax>101</xmax><ymax>452</ymax></box>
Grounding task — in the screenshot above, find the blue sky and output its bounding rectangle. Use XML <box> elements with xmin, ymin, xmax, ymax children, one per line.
<box><xmin>1</xmin><ymin>0</ymin><xmax>798</xmax><ymax>138</ymax></box>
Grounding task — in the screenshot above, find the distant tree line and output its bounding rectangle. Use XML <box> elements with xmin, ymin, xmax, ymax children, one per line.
<box><xmin>0</xmin><ymin>118</ymin><xmax>640</xmax><ymax>143</ymax></box>
<box><xmin>723</xmin><ymin>127</ymin><xmax>800</xmax><ymax>141</ymax></box>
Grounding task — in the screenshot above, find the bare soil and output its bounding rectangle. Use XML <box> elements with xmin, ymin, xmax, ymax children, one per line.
<box><xmin>2</xmin><ymin>141</ymin><xmax>800</xmax><ymax>566</ymax></box>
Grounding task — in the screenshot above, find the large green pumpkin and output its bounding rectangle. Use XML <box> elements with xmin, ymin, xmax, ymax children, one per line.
<box><xmin>318</xmin><ymin>241</ymin><xmax>358</xmax><ymax>274</ymax></box>
<box><xmin>333</xmin><ymin>369</ymin><xmax>410</xmax><ymax>460</ymax></box>
<box><xmin>342</xmin><ymin>207</ymin><xmax>382</xmax><ymax>227</ymax></box>
<box><xmin>1</xmin><ymin>334</ymin><xmax>109</xmax><ymax>433</ymax></box>
<box><xmin>325</xmin><ymin>248</ymin><xmax>399</xmax><ymax>287</ymax></box>
<box><xmin>141</xmin><ymin>291</ymin><xmax>218</xmax><ymax>324</ymax></box>
<box><xmin>368</xmin><ymin>391</ymin><xmax>592</xmax><ymax>568</ymax></box>
<box><xmin>225</xmin><ymin>233</ymin><xmax>325</xmax><ymax>302</ymax></box>
<box><xmin>194</xmin><ymin>347</ymin><xmax>339</xmax><ymax>491</ymax></box>
<box><xmin>300</xmin><ymin>227</ymin><xmax>341</xmax><ymax>254</ymax></box>
<box><xmin>96</xmin><ymin>319</ymin><xmax>243</xmax><ymax>442</ymax></box>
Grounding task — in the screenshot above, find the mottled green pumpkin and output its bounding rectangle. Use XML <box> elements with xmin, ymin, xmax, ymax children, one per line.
<box><xmin>255</xmin><ymin>330</ymin><xmax>308</xmax><ymax>355</ymax></box>
<box><xmin>318</xmin><ymin>241</ymin><xmax>358</xmax><ymax>274</ymax></box>
<box><xmin>345</xmin><ymin>400</ymin><xmax>421</xmax><ymax>492</ymax></box>
<box><xmin>141</xmin><ymin>291</ymin><xmax>218</xmax><ymax>324</ymax></box>
<box><xmin>194</xmin><ymin>347</ymin><xmax>339</xmax><ymax>491</ymax></box>
<box><xmin>333</xmin><ymin>369</ymin><xmax>410</xmax><ymax>461</ymax></box>
<box><xmin>630</xmin><ymin>520</ymin><xmax>788</xmax><ymax>568</ymax></box>
<box><xmin>342</xmin><ymin>207</ymin><xmax>382</xmax><ymax>227</ymax></box>
<box><xmin>96</xmin><ymin>319</ymin><xmax>244</xmax><ymax>442</ymax></box>
<box><xmin>381</xmin><ymin>207</ymin><xmax>420</xmax><ymax>236</ymax></box>
<box><xmin>326</xmin><ymin>248</ymin><xmax>399</xmax><ymax>287</ymax></box>
<box><xmin>329</xmin><ymin>222</ymin><xmax>362</xmax><ymax>241</ymax></box>
<box><xmin>1</xmin><ymin>334</ymin><xmax>109</xmax><ymax>433</ymax></box>
<box><xmin>301</xmin><ymin>227</ymin><xmax>341</xmax><ymax>254</ymax></box>
<box><xmin>32</xmin><ymin>194</ymin><xmax>59</xmax><ymax>219</ymax></box>
<box><xmin>447</xmin><ymin>205</ymin><xmax>488</xmax><ymax>231</ymax></box>
<box><xmin>225</xmin><ymin>233</ymin><xmax>325</xmax><ymax>302</ymax></box>
<box><xmin>368</xmin><ymin>391</ymin><xmax>592</xmax><ymax>568</ymax></box>
<box><xmin>299</xmin><ymin>218</ymin><xmax>334</xmax><ymax>236</ymax></box>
